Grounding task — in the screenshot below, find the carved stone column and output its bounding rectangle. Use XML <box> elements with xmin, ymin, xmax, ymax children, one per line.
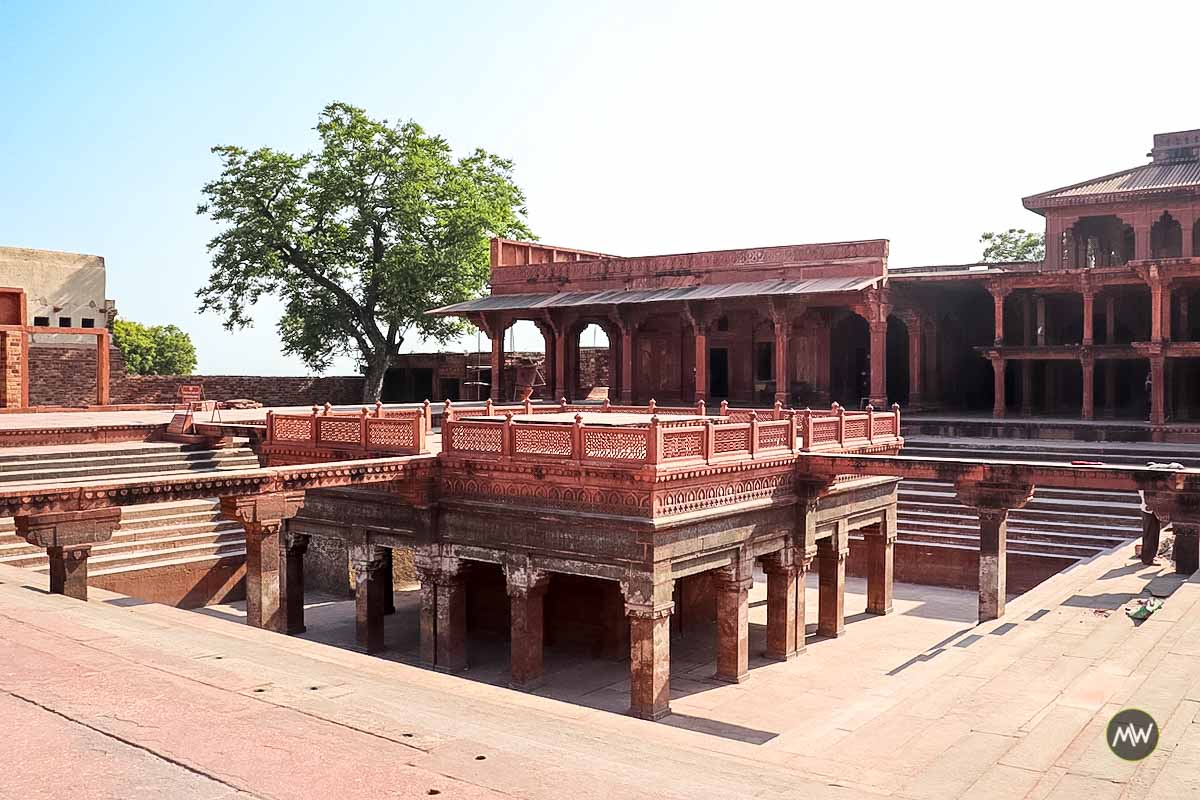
<box><xmin>219</xmin><ymin>492</ymin><xmax>304</xmax><ymax>632</ymax></box>
<box><xmin>868</xmin><ymin>319</ymin><xmax>887</xmax><ymax>407</ymax></box>
<box><xmin>864</xmin><ymin>510</ymin><xmax>897</xmax><ymax>615</ymax></box>
<box><xmin>624</xmin><ymin>576</ymin><xmax>674</xmax><ymax>720</ymax></box>
<box><xmin>416</xmin><ymin>553</ymin><xmax>467</xmax><ymax>672</ymax></box>
<box><xmin>1150</xmin><ymin>352</ymin><xmax>1166</xmax><ymax>426</ymax></box>
<box><xmin>817</xmin><ymin>524</ymin><xmax>849</xmax><ymax>638</ymax></box>
<box><xmin>1081</xmin><ymin>350</ymin><xmax>1095</xmax><ymax>421</ymax></box>
<box><xmin>990</xmin><ymin>355</ymin><xmax>1007</xmax><ymax>418</ymax></box>
<box><xmin>281</xmin><ymin>526</ymin><xmax>309</xmax><ymax>634</ymax></box>
<box><xmin>14</xmin><ymin>508</ymin><xmax>122</xmax><ymax>600</ymax></box>
<box><xmin>713</xmin><ymin>558</ymin><xmax>752</xmax><ymax>683</ymax></box>
<box><xmin>505</xmin><ymin>560</ymin><xmax>550</xmax><ymax>689</ymax></box>
<box><xmin>350</xmin><ymin>544</ymin><xmax>390</xmax><ymax>654</ymax></box>
<box><xmin>762</xmin><ymin>546</ymin><xmax>812</xmax><ymax>661</ymax></box>
<box><xmin>988</xmin><ymin>284</ymin><xmax>1009</xmax><ymax>345</ymax></box>
<box><xmin>906</xmin><ymin>318</ymin><xmax>924</xmax><ymax>408</ymax></box>
<box><xmin>956</xmin><ymin>481</ymin><xmax>1034</xmax><ymax>622</ymax></box>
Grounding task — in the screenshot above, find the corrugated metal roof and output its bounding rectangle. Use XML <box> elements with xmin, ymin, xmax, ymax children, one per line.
<box><xmin>1045</xmin><ymin>160</ymin><xmax>1200</xmax><ymax>199</ymax></box>
<box><xmin>428</xmin><ymin>276</ymin><xmax>879</xmax><ymax>316</ymax></box>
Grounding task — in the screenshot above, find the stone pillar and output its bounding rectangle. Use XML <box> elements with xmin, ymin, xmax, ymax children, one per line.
<box><xmin>1104</xmin><ymin>361</ymin><xmax>1117</xmax><ymax>418</ymax></box>
<box><xmin>625</xmin><ymin>577</ymin><xmax>674</xmax><ymax>720</ymax></box>
<box><xmin>1082</xmin><ymin>290</ymin><xmax>1095</xmax><ymax>345</ymax></box>
<box><xmin>991</xmin><ymin>356</ymin><xmax>1006</xmax><ymax>418</ymax></box>
<box><xmin>864</xmin><ymin>513</ymin><xmax>896</xmax><ymax>615</ymax></box>
<box><xmin>14</xmin><ymin>508</ymin><xmax>123</xmax><ymax>600</ymax></box>
<box><xmin>620</xmin><ymin>324</ymin><xmax>634</xmax><ymax>404</ymax></box>
<box><xmin>773</xmin><ymin>312</ymin><xmax>791</xmax><ymax>405</ymax></box>
<box><xmin>554</xmin><ymin>326</ymin><xmax>568</xmax><ymax>402</ymax></box>
<box><xmin>95</xmin><ymin>329</ymin><xmax>110</xmax><ymax>405</ymax></box>
<box><xmin>693</xmin><ymin>325</ymin><xmax>708</xmax><ymax>402</ymax></box>
<box><xmin>1105</xmin><ymin>294</ymin><xmax>1117</xmax><ymax>344</ymax></box>
<box><xmin>907</xmin><ymin>320</ymin><xmax>924</xmax><ymax>407</ymax></box>
<box><xmin>220</xmin><ymin>492</ymin><xmax>305</xmax><ymax>632</ymax></box>
<box><xmin>817</xmin><ymin>525</ymin><xmax>849</xmax><ymax>638</ymax></box>
<box><xmin>505</xmin><ymin>561</ymin><xmax>549</xmax><ymax>689</ymax></box>
<box><xmin>956</xmin><ymin>482</ymin><xmax>1034</xmax><ymax>622</ymax></box>
<box><xmin>1081</xmin><ymin>353</ymin><xmax>1095</xmax><ymax>421</ymax></box>
<box><xmin>868</xmin><ymin>319</ymin><xmax>887</xmax><ymax>407</ymax></box>
<box><xmin>1150</xmin><ymin>354</ymin><xmax>1166</xmax><ymax>426</ymax></box>
<box><xmin>990</xmin><ymin>287</ymin><xmax>1007</xmax><ymax>345</ymax></box>
<box><xmin>1135</xmin><ymin>219</ymin><xmax>1151</xmax><ymax>261</ymax></box>
<box><xmin>416</xmin><ymin>555</ymin><xmax>467</xmax><ymax>672</ymax></box>
<box><xmin>281</xmin><ymin>526</ymin><xmax>309</xmax><ymax>634</ymax></box>
<box><xmin>490</xmin><ymin>328</ymin><xmax>505</xmax><ymax>401</ymax></box>
<box><xmin>1020</xmin><ymin>362</ymin><xmax>1034</xmax><ymax>416</ymax></box>
<box><xmin>1036</xmin><ymin>296</ymin><xmax>1046</xmax><ymax>345</ymax></box>
<box><xmin>713</xmin><ymin>561</ymin><xmax>751</xmax><ymax>683</ymax></box>
<box><xmin>762</xmin><ymin>550</ymin><xmax>804</xmax><ymax>660</ymax></box>
<box><xmin>350</xmin><ymin>544</ymin><xmax>389</xmax><ymax>654</ymax></box>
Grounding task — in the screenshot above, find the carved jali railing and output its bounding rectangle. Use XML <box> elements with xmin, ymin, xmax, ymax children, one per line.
<box><xmin>265</xmin><ymin>402</ymin><xmax>429</xmax><ymax>456</ymax></box>
<box><xmin>441</xmin><ymin>400</ymin><xmax>902</xmax><ymax>467</ymax></box>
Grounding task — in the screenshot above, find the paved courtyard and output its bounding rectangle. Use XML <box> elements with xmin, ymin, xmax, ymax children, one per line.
<box><xmin>2</xmin><ymin>540</ymin><xmax>1198</xmax><ymax>799</ymax></box>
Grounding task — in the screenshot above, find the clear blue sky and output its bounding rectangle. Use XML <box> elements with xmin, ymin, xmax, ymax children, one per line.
<box><xmin>2</xmin><ymin>1</ymin><xmax>1197</xmax><ymax>375</ymax></box>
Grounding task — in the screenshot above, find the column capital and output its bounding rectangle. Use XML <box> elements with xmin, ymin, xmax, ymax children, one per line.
<box><xmin>219</xmin><ymin>491</ymin><xmax>304</xmax><ymax>533</ymax></box>
<box><xmin>349</xmin><ymin>543</ymin><xmax>388</xmax><ymax>571</ymax></box>
<box><xmin>955</xmin><ymin>480</ymin><xmax>1034</xmax><ymax>512</ymax></box>
<box><xmin>14</xmin><ymin>507</ymin><xmax>121</xmax><ymax>549</ymax></box>
<box><xmin>504</xmin><ymin>561</ymin><xmax>550</xmax><ymax>597</ymax></box>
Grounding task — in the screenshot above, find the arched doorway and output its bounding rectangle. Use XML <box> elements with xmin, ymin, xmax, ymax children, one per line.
<box><xmin>829</xmin><ymin>313</ymin><xmax>869</xmax><ymax>408</ymax></box>
<box><xmin>571</xmin><ymin>320</ymin><xmax>614</xmax><ymax>401</ymax></box>
<box><xmin>1152</xmin><ymin>212</ymin><xmax>1183</xmax><ymax>259</ymax></box>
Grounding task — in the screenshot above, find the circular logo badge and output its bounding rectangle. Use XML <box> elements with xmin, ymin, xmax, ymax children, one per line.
<box><xmin>1107</xmin><ymin>708</ymin><xmax>1158</xmax><ymax>761</ymax></box>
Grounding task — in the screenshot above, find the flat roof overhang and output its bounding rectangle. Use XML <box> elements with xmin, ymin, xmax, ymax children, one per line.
<box><xmin>427</xmin><ymin>275</ymin><xmax>880</xmax><ymax>316</ymax></box>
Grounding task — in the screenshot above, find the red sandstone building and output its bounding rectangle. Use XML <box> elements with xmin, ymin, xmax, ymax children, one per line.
<box><xmin>433</xmin><ymin>128</ymin><xmax>1200</xmax><ymax>437</ymax></box>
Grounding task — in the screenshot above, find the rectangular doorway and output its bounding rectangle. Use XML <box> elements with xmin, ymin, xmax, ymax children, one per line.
<box><xmin>709</xmin><ymin>347</ymin><xmax>729</xmax><ymax>398</ymax></box>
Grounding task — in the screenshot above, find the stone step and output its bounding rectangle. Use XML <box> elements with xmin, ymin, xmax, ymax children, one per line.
<box><xmin>897</xmin><ymin>500</ymin><xmax>1142</xmax><ymax>531</ymax></box>
<box><xmin>888</xmin><ymin>528</ymin><xmax>1108</xmax><ymax>559</ymax></box>
<box><xmin>30</xmin><ymin>537</ymin><xmax>247</xmax><ymax>573</ymax></box>
<box><xmin>850</xmin><ymin>529</ymin><xmax>1087</xmax><ymax>560</ymax></box>
<box><xmin>88</xmin><ymin>548</ymin><xmax>247</xmax><ymax>579</ymax></box>
<box><xmin>0</xmin><ymin>446</ymin><xmax>256</xmax><ymax>475</ymax></box>
<box><xmin>895</xmin><ymin>512</ymin><xmax>1133</xmax><ymax>549</ymax></box>
<box><xmin>901</xmin><ymin>442</ymin><xmax>1200</xmax><ymax>469</ymax></box>
<box><xmin>4</xmin><ymin>527</ymin><xmax>245</xmax><ymax>569</ymax></box>
<box><xmin>899</xmin><ymin>480</ymin><xmax>1144</xmax><ymax>507</ymax></box>
<box><xmin>0</xmin><ymin>441</ymin><xmax>212</xmax><ymax>466</ymax></box>
<box><xmin>0</xmin><ymin>453</ymin><xmax>259</xmax><ymax>486</ymax></box>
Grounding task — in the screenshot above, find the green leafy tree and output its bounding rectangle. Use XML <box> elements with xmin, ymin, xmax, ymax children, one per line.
<box><xmin>196</xmin><ymin>102</ymin><xmax>532</xmax><ymax>402</ymax></box>
<box><xmin>112</xmin><ymin>320</ymin><xmax>198</xmax><ymax>375</ymax></box>
<box><xmin>980</xmin><ymin>228</ymin><xmax>1045</xmax><ymax>263</ymax></box>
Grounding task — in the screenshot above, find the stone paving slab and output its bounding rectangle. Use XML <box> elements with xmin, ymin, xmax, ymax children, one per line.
<box><xmin>1</xmin><ymin>541</ymin><xmax>1198</xmax><ymax>799</ymax></box>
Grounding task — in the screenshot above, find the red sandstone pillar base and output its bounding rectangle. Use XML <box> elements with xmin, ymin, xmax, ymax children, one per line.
<box><xmin>506</xmin><ymin>563</ymin><xmax>549</xmax><ymax>689</ymax></box>
<box><xmin>351</xmin><ymin>545</ymin><xmax>389</xmax><ymax>654</ymax></box>
<box><xmin>282</xmin><ymin>530</ymin><xmax>309</xmax><ymax>634</ymax></box>
<box><xmin>713</xmin><ymin>565</ymin><xmax>751</xmax><ymax>683</ymax></box>
<box><xmin>763</xmin><ymin>556</ymin><xmax>800</xmax><ymax>661</ymax></box>
<box><xmin>977</xmin><ymin>510</ymin><xmax>1008</xmax><ymax>622</ymax></box>
<box><xmin>417</xmin><ymin>557</ymin><xmax>467</xmax><ymax>672</ymax></box>
<box><xmin>817</xmin><ymin>529</ymin><xmax>848</xmax><ymax>638</ymax></box>
<box><xmin>864</xmin><ymin>520</ymin><xmax>895</xmax><ymax>616</ymax></box>
<box><xmin>47</xmin><ymin>545</ymin><xmax>91</xmax><ymax>600</ymax></box>
<box><xmin>628</xmin><ymin>602</ymin><xmax>673</xmax><ymax>720</ymax></box>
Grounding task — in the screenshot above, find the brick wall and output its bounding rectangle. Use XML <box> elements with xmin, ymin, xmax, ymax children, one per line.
<box><xmin>576</xmin><ymin>347</ymin><xmax>610</xmax><ymax>393</ymax></box>
<box><xmin>112</xmin><ymin>374</ymin><xmax>365</xmax><ymax>406</ymax></box>
<box><xmin>28</xmin><ymin>344</ymin><xmax>125</xmax><ymax>406</ymax></box>
<box><xmin>0</xmin><ymin>331</ymin><xmax>23</xmax><ymax>405</ymax></box>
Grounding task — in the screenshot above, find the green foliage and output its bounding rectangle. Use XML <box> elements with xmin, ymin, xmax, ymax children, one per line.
<box><xmin>196</xmin><ymin>102</ymin><xmax>533</xmax><ymax>400</ymax></box>
<box><xmin>112</xmin><ymin>319</ymin><xmax>198</xmax><ymax>376</ymax></box>
<box><xmin>980</xmin><ymin>229</ymin><xmax>1045</xmax><ymax>263</ymax></box>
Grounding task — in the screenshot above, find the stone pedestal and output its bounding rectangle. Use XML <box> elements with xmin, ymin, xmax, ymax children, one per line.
<box><xmin>506</xmin><ymin>563</ymin><xmax>549</xmax><ymax>689</ymax></box>
<box><xmin>817</xmin><ymin>528</ymin><xmax>848</xmax><ymax>638</ymax></box>
<box><xmin>15</xmin><ymin>508</ymin><xmax>123</xmax><ymax>601</ymax></box>
<box><xmin>713</xmin><ymin>566</ymin><xmax>751</xmax><ymax>683</ymax></box>
<box><xmin>628</xmin><ymin>602</ymin><xmax>673</xmax><ymax>720</ymax></box>
<box><xmin>864</xmin><ymin>520</ymin><xmax>896</xmax><ymax>616</ymax></box>
<box><xmin>351</xmin><ymin>545</ymin><xmax>389</xmax><ymax>654</ymax></box>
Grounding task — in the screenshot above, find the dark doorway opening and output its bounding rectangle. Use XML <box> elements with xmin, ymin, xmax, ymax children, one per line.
<box><xmin>709</xmin><ymin>347</ymin><xmax>730</xmax><ymax>398</ymax></box>
<box><xmin>382</xmin><ymin>367</ymin><xmax>434</xmax><ymax>403</ymax></box>
<box><xmin>830</xmin><ymin>314</ymin><xmax>869</xmax><ymax>408</ymax></box>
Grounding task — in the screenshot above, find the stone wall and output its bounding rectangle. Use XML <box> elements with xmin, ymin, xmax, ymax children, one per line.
<box><xmin>576</xmin><ymin>347</ymin><xmax>610</xmax><ymax>394</ymax></box>
<box><xmin>28</xmin><ymin>344</ymin><xmax>124</xmax><ymax>407</ymax></box>
<box><xmin>112</xmin><ymin>374</ymin><xmax>365</xmax><ymax>406</ymax></box>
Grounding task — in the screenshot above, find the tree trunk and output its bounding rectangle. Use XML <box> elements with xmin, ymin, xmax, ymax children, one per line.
<box><xmin>363</xmin><ymin>353</ymin><xmax>390</xmax><ymax>403</ymax></box>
